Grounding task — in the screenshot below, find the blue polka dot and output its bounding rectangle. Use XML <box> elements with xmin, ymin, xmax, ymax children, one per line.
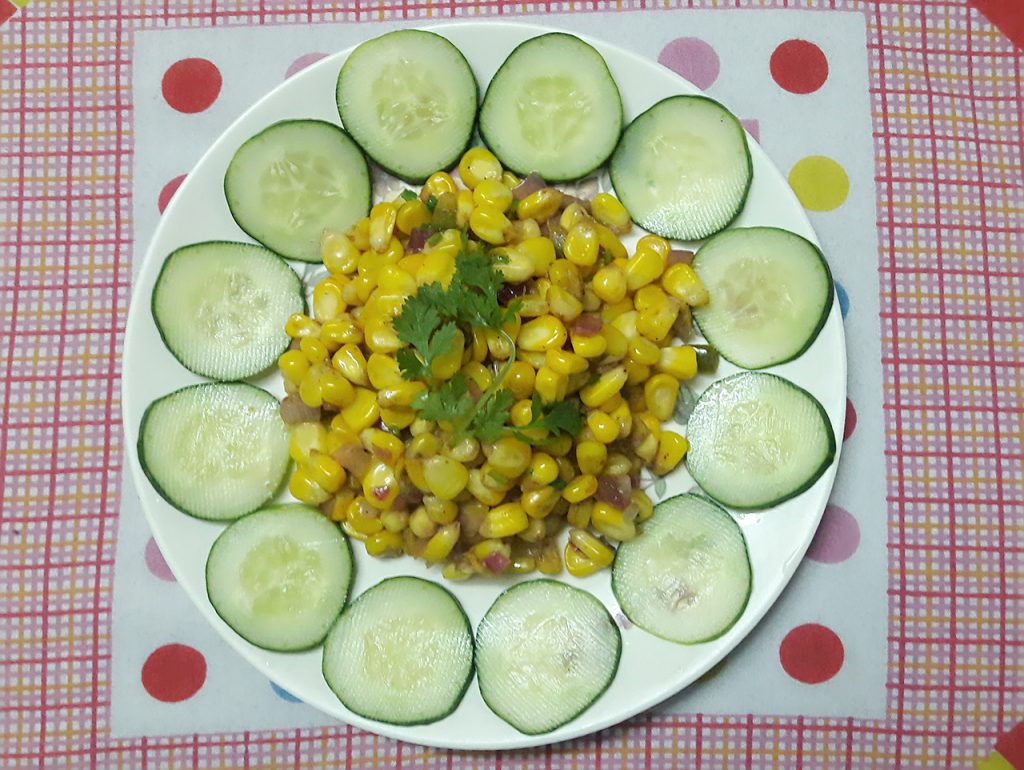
<box><xmin>835</xmin><ymin>281</ymin><xmax>849</xmax><ymax>319</ymax></box>
<box><xmin>271</xmin><ymin>681</ymin><xmax>301</xmax><ymax>703</ymax></box>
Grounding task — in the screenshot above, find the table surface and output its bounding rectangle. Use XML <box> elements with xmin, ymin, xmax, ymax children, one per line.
<box><xmin>1</xmin><ymin>1</ymin><xmax>1021</xmax><ymax>769</ymax></box>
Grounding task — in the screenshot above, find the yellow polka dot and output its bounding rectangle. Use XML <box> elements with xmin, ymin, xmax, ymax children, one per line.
<box><xmin>788</xmin><ymin>155</ymin><xmax>850</xmax><ymax>212</ymax></box>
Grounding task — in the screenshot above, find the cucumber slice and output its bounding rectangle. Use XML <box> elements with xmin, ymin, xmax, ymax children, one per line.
<box><xmin>610</xmin><ymin>95</ymin><xmax>752</xmax><ymax>240</ymax></box>
<box><xmin>685</xmin><ymin>372</ymin><xmax>836</xmax><ymax>509</ymax></box>
<box><xmin>224</xmin><ymin>119</ymin><xmax>370</xmax><ymax>262</ymax></box>
<box><xmin>322</xmin><ymin>577</ymin><xmax>474</xmax><ymax>725</ymax></box>
<box><xmin>612</xmin><ymin>493</ymin><xmax>751</xmax><ymax>644</ymax></box>
<box><xmin>476</xmin><ymin>579</ymin><xmax>621</xmax><ymax>735</ymax></box>
<box><xmin>138</xmin><ymin>383</ymin><xmax>291</xmax><ymax>521</ymax></box>
<box><xmin>479</xmin><ymin>33</ymin><xmax>623</xmax><ymax>182</ymax></box>
<box><xmin>336</xmin><ymin>30</ymin><xmax>478</xmax><ymax>183</ymax></box>
<box><xmin>151</xmin><ymin>241</ymin><xmax>305</xmax><ymax>380</ymax></box>
<box><xmin>691</xmin><ymin>228</ymin><xmax>834</xmax><ymax>369</ymax></box>
<box><xmin>206</xmin><ymin>504</ymin><xmax>353</xmax><ymax>651</ymax></box>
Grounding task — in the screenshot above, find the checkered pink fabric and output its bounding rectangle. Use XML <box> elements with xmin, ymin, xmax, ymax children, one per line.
<box><xmin>1</xmin><ymin>1</ymin><xmax>1021</xmax><ymax>768</ymax></box>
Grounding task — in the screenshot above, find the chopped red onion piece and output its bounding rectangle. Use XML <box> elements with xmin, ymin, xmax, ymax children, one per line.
<box><xmin>667</xmin><ymin>249</ymin><xmax>695</xmax><ymax>266</ymax></box>
<box><xmin>483</xmin><ymin>551</ymin><xmax>511</xmax><ymax>574</ymax></box>
<box><xmin>279</xmin><ymin>395</ymin><xmax>321</xmax><ymax>424</ymax></box>
<box><xmin>512</xmin><ymin>172</ymin><xmax>546</xmax><ymax>200</ymax></box>
<box><xmin>572</xmin><ymin>314</ymin><xmax>604</xmax><ymax>336</ymax></box>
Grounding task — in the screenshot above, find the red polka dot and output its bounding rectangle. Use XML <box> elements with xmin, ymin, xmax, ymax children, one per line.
<box><xmin>844</xmin><ymin>399</ymin><xmax>857</xmax><ymax>441</ymax></box>
<box><xmin>996</xmin><ymin>720</ymin><xmax>1024</xmax><ymax>766</ymax></box>
<box><xmin>141</xmin><ymin>644</ymin><xmax>207</xmax><ymax>702</ymax></box>
<box><xmin>779</xmin><ymin>624</ymin><xmax>844</xmax><ymax>684</ymax></box>
<box><xmin>162</xmin><ymin>58</ymin><xmax>222</xmax><ymax>114</ymax></box>
<box><xmin>158</xmin><ymin>175</ymin><xmax>186</xmax><ymax>214</ymax></box>
<box><xmin>770</xmin><ymin>40</ymin><xmax>829</xmax><ymax>94</ymax></box>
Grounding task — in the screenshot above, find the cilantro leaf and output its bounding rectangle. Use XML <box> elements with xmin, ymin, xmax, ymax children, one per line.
<box><xmin>469</xmin><ymin>389</ymin><xmax>516</xmax><ymax>443</ymax></box>
<box><xmin>507</xmin><ymin>395</ymin><xmax>583</xmax><ymax>444</ymax></box>
<box><xmin>413</xmin><ymin>375</ymin><xmax>473</xmax><ymax>424</ymax></box>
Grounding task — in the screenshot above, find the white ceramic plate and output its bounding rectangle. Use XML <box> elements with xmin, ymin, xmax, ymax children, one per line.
<box><xmin>122</xmin><ymin>21</ymin><xmax>846</xmax><ymax>750</ymax></box>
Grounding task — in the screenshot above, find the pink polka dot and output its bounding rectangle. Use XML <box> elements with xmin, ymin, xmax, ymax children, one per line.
<box><xmin>285</xmin><ymin>52</ymin><xmax>328</xmax><ymax>80</ymax></box>
<box><xmin>844</xmin><ymin>399</ymin><xmax>857</xmax><ymax>441</ymax></box>
<box><xmin>770</xmin><ymin>40</ymin><xmax>829</xmax><ymax>94</ymax></box>
<box><xmin>779</xmin><ymin>624</ymin><xmax>844</xmax><ymax>684</ymax></box>
<box><xmin>157</xmin><ymin>175</ymin><xmax>186</xmax><ymax>214</ymax></box>
<box><xmin>144</xmin><ymin>537</ymin><xmax>176</xmax><ymax>582</ymax></box>
<box><xmin>162</xmin><ymin>58</ymin><xmax>222</xmax><ymax>113</ymax></box>
<box><xmin>658</xmin><ymin>37</ymin><xmax>720</xmax><ymax>91</ymax></box>
<box><xmin>740</xmin><ymin>119</ymin><xmax>760</xmax><ymax>143</ymax></box>
<box><xmin>806</xmin><ymin>505</ymin><xmax>860</xmax><ymax>564</ymax></box>
<box><xmin>142</xmin><ymin>644</ymin><xmax>207</xmax><ymax>702</ymax></box>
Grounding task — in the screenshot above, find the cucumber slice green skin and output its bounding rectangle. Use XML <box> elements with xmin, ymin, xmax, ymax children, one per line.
<box><xmin>151</xmin><ymin>241</ymin><xmax>306</xmax><ymax>381</ymax></box>
<box><xmin>206</xmin><ymin>504</ymin><xmax>353</xmax><ymax>652</ymax></box>
<box><xmin>224</xmin><ymin>119</ymin><xmax>371</xmax><ymax>263</ymax></box>
<box><xmin>685</xmin><ymin>372</ymin><xmax>837</xmax><ymax>510</ymax></box>
<box><xmin>138</xmin><ymin>382</ymin><xmax>291</xmax><ymax>521</ymax></box>
<box><xmin>612</xmin><ymin>493</ymin><xmax>752</xmax><ymax>645</ymax></box>
<box><xmin>337</xmin><ymin>30</ymin><xmax>479</xmax><ymax>184</ymax></box>
<box><xmin>479</xmin><ymin>33</ymin><xmax>624</xmax><ymax>182</ymax></box>
<box><xmin>322</xmin><ymin>576</ymin><xmax>475</xmax><ymax>726</ymax></box>
<box><xmin>610</xmin><ymin>95</ymin><xmax>753</xmax><ymax>241</ymax></box>
<box><xmin>691</xmin><ymin>227</ymin><xmax>834</xmax><ymax>370</ymax></box>
<box><xmin>475</xmin><ymin>579</ymin><xmax>622</xmax><ymax>735</ymax></box>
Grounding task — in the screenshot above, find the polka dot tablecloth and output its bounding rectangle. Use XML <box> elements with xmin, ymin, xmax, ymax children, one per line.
<box><xmin>1</xmin><ymin>2</ymin><xmax>1021</xmax><ymax>769</ymax></box>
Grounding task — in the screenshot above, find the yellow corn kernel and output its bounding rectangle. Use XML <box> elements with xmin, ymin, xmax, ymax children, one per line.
<box><xmin>486</xmin><ymin>436</ymin><xmax>533</xmax><ymax>478</ymax></box>
<box><xmin>559</xmin><ymin>202</ymin><xmax>589</xmax><ymax>231</ymax></box>
<box><xmin>288</xmin><ymin>467</ymin><xmax>329</xmax><ymax>505</ymax></box>
<box><xmin>431</xmin><ymin>328</ymin><xmax>465</xmax><ymax>380</ymax></box>
<box><xmin>611</xmin><ymin>310</ymin><xmax>639</xmax><ymax>342</ymax></box>
<box><xmin>422</xmin><ymin>522</ymin><xmax>461</xmax><ymax>563</ymax></box>
<box><xmin>514</xmin><ymin>518</ymin><xmax>543</xmax><ymax>544</ymax></box>
<box><xmin>425</xmin><ymin>171</ymin><xmax>458</xmax><ymax>197</ymax></box>
<box><xmin>544</xmin><ymin>433</ymin><xmax>574</xmax><ymax>457</ymax></box>
<box><xmin>380</xmin><ymin>406</ymin><xmax>416</xmax><ymax>431</ymax></box>
<box><xmin>575</xmin><ymin>441</ymin><xmax>607</xmax><ymax>476</ymax></box>
<box><xmin>418</xmin><ymin>248</ymin><xmax>457</xmax><ymax>288</ymax></box>
<box><xmin>586</xmin><ymin>411</ymin><xmax>620</xmax><ymax>444</ymax></box>
<box><xmin>564</xmin><ymin>543</ymin><xmax>602</xmax><ymax>578</ymax></box>
<box><xmin>524</xmin><ymin>452</ymin><xmax>559</xmax><ymax>488</ymax></box>
<box><xmin>298</xmin><ymin>368</ymin><xmax>323</xmax><ymax>408</ymax></box>
<box><xmin>285</xmin><ymin>312</ymin><xmax>320</xmax><ymax>339</ymax></box>
<box><xmin>396</xmin><ymin>198</ymin><xmax>431</xmax><ymax>234</ymax></box>
<box><xmin>338</xmin><ymin>387</ymin><xmax>378</xmax><ymax>433</ymax></box>
<box><xmin>327</xmin><ymin>490</ymin><xmax>356</xmax><ymax>522</ymax></box>
<box><xmin>362</xmin><ymin>462</ymin><xmax>400</xmax><ymax>510</ymax></box>
<box><xmin>662</xmin><ymin>262</ymin><xmax>709</xmax><ymax>307</ymax></box>
<box><xmin>404</xmin><ymin>457</ymin><xmax>429</xmax><ymax>492</ymax></box>
<box><xmin>562</xmin><ymin>474</ymin><xmax>598</xmax><ymax>503</ymax></box>
<box><xmin>300</xmin><ymin>337</ymin><xmax>329</xmax><ymax>367</ymax></box>
<box><xmin>408</xmin><ymin>433</ymin><xmax>439</xmax><ymax>459</ymax></box>
<box><xmin>645</xmin><ymin>373</ymin><xmax>680</xmax><ymax>421</ymax></box>
<box><xmin>569</xmin><ymin>329</ymin><xmax>607</xmax><ymax>359</ymax></box>
<box><xmin>379</xmin><ymin>234</ymin><xmax>406</xmax><ymax>263</ymax></box>
<box><xmin>398</xmin><ymin>253</ymin><xmax>425</xmax><ymax>276</ymax></box>
<box><xmin>601</xmin><ymin>326</ymin><xmax>628</xmax><ymax>361</ymax></box>
<box><xmin>637</xmin><ymin>301</ymin><xmax>680</xmax><ymax>344</ymax></box>
<box><xmin>569</xmin><ymin>527</ymin><xmax>615</xmax><ymax>566</ymax></box>
<box><xmin>518</xmin><ymin>351</ymin><xmax>548</xmax><ymax>371</ymax></box>
<box><xmin>344</xmin><ymin>498</ymin><xmax>382</xmax><ymax>537</ymax></box>
<box><xmin>424</xmin><ymin>496</ymin><xmax>458</xmax><ymax>525</ymax></box>
<box><xmin>364</xmin><ymin>318</ymin><xmax>404</xmax><ymax>355</ymax></box>
<box><xmin>473</xmin><ymin>179</ymin><xmax>513</xmax><ymax>212</ymax></box>
<box><xmin>655</xmin><ymin>347</ymin><xmax>695</xmax><ymax>385</ymax></box>
<box><xmin>596</xmin><ymin>224</ymin><xmax>628</xmax><ymax>262</ymax></box>
<box><xmin>625</xmin><ymin>360</ymin><xmax>651</xmax><ymax>386</ymax></box>
<box><xmin>532</xmin><ymin>542</ymin><xmax>560</xmax><ymax>575</ymax></box>
<box><xmin>591</xmin><ymin>193</ymin><xmax>631</xmax><ymax>233</ymax></box>
<box><xmin>502</xmin><ymin>361</ymin><xmax>536</xmax><ymax>401</ymax></box>
<box><xmin>590</xmin><ymin>263</ymin><xmax>628</xmax><ymax>304</ymax></box>
<box><xmin>444</xmin><ymin>436</ymin><xmax>481</xmax><ymax>465</ymax></box>
<box><xmin>655</xmin><ymin>431</ymin><xmax>689</xmax><ymax>475</ymax></box>
<box><xmin>376</xmin><ymin>264</ymin><xmax>417</xmax><ymax>297</ymax></box>
<box><xmin>607</xmin><ymin>401</ymin><xmax>632</xmax><ymax>439</ymax></box>
<box><xmin>278</xmin><ymin>349</ymin><xmax>310</xmax><ymax>384</ymax></box>
<box><xmin>423</xmin><ymin>455</ymin><xmax>470</xmax><ymax>501</ymax></box>
<box><xmin>628</xmin><ymin>337</ymin><xmax>661</xmax><ymax>367</ymax></box>
<box><xmin>360</xmin><ymin>428</ymin><xmax>404</xmax><ymax>466</ymax></box>
<box><xmin>467</xmin><ymin>469</ymin><xmax>507</xmax><ymax>506</ymax></box>
<box><xmin>516</xmin><ymin>187</ymin><xmax>563</xmax><ymax>221</ymax></box>
<box><xmin>486</xmin><ymin>325</ymin><xmax>517</xmax><ymax>361</ymax></box>
<box><xmin>625</xmin><ymin>241</ymin><xmax>668</xmax><ymax>292</ymax></box>
<box><xmin>634</xmin><ymin>413</ymin><xmax>661</xmax><ymax>462</ymax></box>
<box><xmin>519</xmin><ymin>487</ymin><xmax>558</xmax><ymax>519</ymax></box>
<box><xmin>547</xmin><ymin>285</ymin><xmax>583</xmax><ymax>323</ymax></box>
<box><xmin>456</xmin><ymin>362</ymin><xmax>490</xmax><ymax>395</ymax></box>
<box><xmin>312</xmin><ymin>280</ymin><xmax>346</xmax><ymax>323</ymax></box>
<box><xmin>519</xmin><ymin>237</ymin><xmax>556</xmax><ymax>275</ymax></box>
<box><xmin>442</xmin><ymin>562</ymin><xmax>473</xmax><ymax>581</ymax></box>
<box><xmin>455</xmin><ymin>188</ymin><xmax>475</xmax><ymax>229</ymax></box>
<box><xmin>353</xmin><ymin>272</ymin><xmax>377</xmax><ymax>305</ymax></box>
<box><xmin>592</xmin><ymin>501</ymin><xmax>636</xmax><ymax>541</ymax></box>
<box><xmin>348</xmin><ymin>217</ymin><xmax>371</xmax><ymax>250</ymax></box>
<box><xmin>320</xmin><ymin>317</ymin><xmax>363</xmax><ymax>348</ymax></box>
<box><xmin>563</xmin><ymin>219</ymin><xmax>600</xmax><ymax>267</ymax></box>
<box><xmin>510</xmin><ymin>218</ymin><xmax>543</xmax><ymax>245</ymax></box>
<box><xmin>364</xmin><ymin>530</ymin><xmax>404</xmax><ymax>557</ymax></box>
<box><xmin>471</xmin><ymin>539</ymin><xmax>512</xmax><ymax>572</ymax></box>
<box><xmin>459</xmin><ymin>147</ymin><xmax>502</xmax><ymax>189</ymax></box>
<box><xmin>518</xmin><ymin>315</ymin><xmax>567</xmax><ymax>352</ymax></box>
<box><xmin>534</xmin><ymin>365</ymin><xmax>569</xmax><ymax>403</ymax></box>
<box><xmin>545</xmin><ymin>348</ymin><xmax>588</xmax><ymax>376</ymax></box>
<box><xmin>631</xmin><ymin>490</ymin><xmax>655</xmax><ymax>522</ymax></box>
<box><xmin>480</xmin><ymin>502</ymin><xmax>529</xmax><ymax>538</ymax></box>
<box><xmin>500</xmin><ymin>170</ymin><xmax>521</xmax><ymax>188</ymax></box>
<box><xmin>409</xmin><ymin>506</ymin><xmax>437</xmax><ymax>539</ymax></box>
<box><xmin>603</xmin><ymin>452</ymin><xmax>631</xmax><ymax>477</ymax></box>
<box><xmin>492</xmin><ymin>245</ymin><xmax>534</xmax><ymax>284</ymax></box>
<box><xmin>509</xmin><ymin>398</ymin><xmax>535</xmax><ymax>429</ymax></box>
<box><xmin>289</xmin><ymin>422</ymin><xmax>327</xmax><ymax>463</ymax></box>
<box><xmin>507</xmin><ymin>554</ymin><xmax>535</xmax><ymax>574</ymax></box>
<box><xmin>580</xmin><ymin>366</ymin><xmax>628</xmax><ymax>407</ymax></box>
<box><xmin>321</xmin><ymin>229</ymin><xmax>360</xmax><ymax>275</ymax></box>
<box><xmin>369</xmin><ymin>202</ymin><xmax>398</xmax><ymax>253</ymax></box>
<box><xmin>567</xmin><ymin>500</ymin><xmax>592</xmax><ymax>528</ymax></box>
<box><xmin>320</xmin><ymin>368</ymin><xmax>356</xmax><ymax>407</ymax></box>
<box><xmin>307</xmin><ymin>452</ymin><xmax>346</xmax><ymax>494</ymax></box>
<box><xmin>469</xmin><ymin>205</ymin><xmax>513</xmax><ymax>245</ymax></box>
<box><xmin>548</xmin><ymin>258</ymin><xmax>583</xmax><ymax>293</ymax></box>
<box><xmin>331</xmin><ymin>343</ymin><xmax>369</xmax><ymax>386</ymax></box>
<box><xmin>366</xmin><ymin>353</ymin><xmax>402</xmax><ymax>390</ymax></box>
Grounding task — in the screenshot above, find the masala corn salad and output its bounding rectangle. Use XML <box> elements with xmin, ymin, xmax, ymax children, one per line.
<box><xmin>277</xmin><ymin>147</ymin><xmax>713</xmax><ymax>579</ymax></box>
